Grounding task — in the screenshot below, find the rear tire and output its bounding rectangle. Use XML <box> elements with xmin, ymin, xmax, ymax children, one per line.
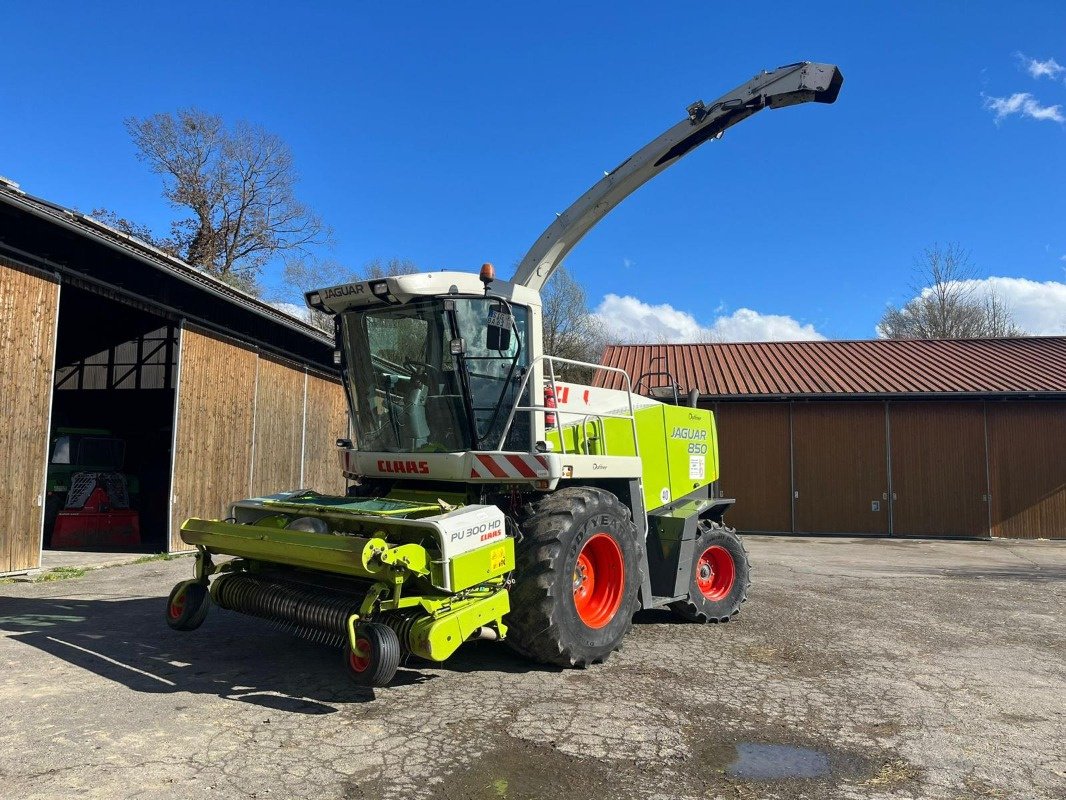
<box><xmin>507</xmin><ymin>487</ymin><xmax>642</xmax><ymax>667</ymax></box>
<box><xmin>343</xmin><ymin>623</ymin><xmax>401</xmax><ymax>687</ymax></box>
<box><xmin>165</xmin><ymin>581</ymin><xmax>210</xmax><ymax>631</ymax></box>
<box><xmin>669</xmin><ymin>521</ymin><xmax>749</xmax><ymax>623</ymax></box>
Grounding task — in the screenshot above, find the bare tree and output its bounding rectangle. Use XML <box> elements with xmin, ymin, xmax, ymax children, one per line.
<box><xmin>541</xmin><ymin>265</ymin><xmax>607</xmax><ymax>380</ymax></box>
<box><xmin>878</xmin><ymin>243</ymin><xmax>1024</xmax><ymax>339</ymax></box>
<box><xmin>89</xmin><ymin>208</ymin><xmax>160</xmax><ymax>245</ymax></box>
<box><xmin>280</xmin><ymin>256</ymin><xmax>420</xmax><ymax>331</ymax></box>
<box><xmin>101</xmin><ymin>108</ymin><xmax>329</xmax><ymax>293</ymax></box>
<box><xmin>362</xmin><ymin>257</ymin><xmax>418</xmax><ymax>280</ymax></box>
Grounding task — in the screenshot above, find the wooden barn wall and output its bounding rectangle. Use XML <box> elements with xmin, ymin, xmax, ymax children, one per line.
<box><xmin>888</xmin><ymin>402</ymin><xmax>990</xmax><ymax>537</ymax></box>
<box><xmin>249</xmin><ymin>357</ymin><xmax>305</xmax><ymax>497</ymax></box>
<box><xmin>170</xmin><ymin>327</ymin><xmax>348</xmax><ymax>551</ymax></box>
<box><xmin>303</xmin><ymin>373</ymin><xmax>349</xmax><ymax>495</ymax></box>
<box><xmin>0</xmin><ymin>261</ymin><xmax>59</xmax><ymax>573</ymax></box>
<box><xmin>712</xmin><ymin>398</ymin><xmax>1064</xmax><ymax>539</ymax></box>
<box><xmin>711</xmin><ymin>402</ymin><xmax>792</xmax><ymax>533</ymax></box>
<box><xmin>792</xmin><ymin>402</ymin><xmax>889</xmax><ymax>535</ymax></box>
<box><xmin>987</xmin><ymin>402</ymin><xmax>1066</xmax><ymax>540</ymax></box>
<box><xmin>170</xmin><ymin>327</ymin><xmax>258</xmax><ymax>551</ymax></box>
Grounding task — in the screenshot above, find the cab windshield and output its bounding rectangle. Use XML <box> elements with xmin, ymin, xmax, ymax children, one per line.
<box><xmin>342</xmin><ymin>298</ymin><xmax>530</xmax><ymax>453</ymax></box>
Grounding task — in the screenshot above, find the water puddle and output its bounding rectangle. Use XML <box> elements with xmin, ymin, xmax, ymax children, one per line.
<box><xmin>697</xmin><ymin>739</ymin><xmax>876</xmax><ymax>784</ymax></box>
<box><xmin>725</xmin><ymin>743</ymin><xmax>830</xmax><ymax>779</ymax></box>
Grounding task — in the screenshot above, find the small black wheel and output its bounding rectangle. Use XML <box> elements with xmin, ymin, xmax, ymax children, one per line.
<box><xmin>165</xmin><ymin>581</ymin><xmax>210</xmax><ymax>631</ymax></box>
<box><xmin>343</xmin><ymin>623</ymin><xmax>401</xmax><ymax>687</ymax></box>
<box><xmin>669</xmin><ymin>521</ymin><xmax>750</xmax><ymax>623</ymax></box>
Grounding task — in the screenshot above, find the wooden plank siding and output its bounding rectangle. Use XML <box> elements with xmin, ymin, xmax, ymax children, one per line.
<box><xmin>169</xmin><ymin>327</ymin><xmax>348</xmax><ymax>551</ymax></box>
<box><xmin>987</xmin><ymin>402</ymin><xmax>1066</xmax><ymax>539</ymax></box>
<box><xmin>303</xmin><ymin>372</ymin><xmax>349</xmax><ymax>495</ymax></box>
<box><xmin>888</xmin><ymin>402</ymin><xmax>990</xmax><ymax>537</ymax></box>
<box><xmin>169</xmin><ymin>327</ymin><xmax>258</xmax><ymax>551</ymax></box>
<box><xmin>0</xmin><ymin>261</ymin><xmax>59</xmax><ymax>573</ymax></box>
<box><xmin>792</xmin><ymin>402</ymin><xmax>890</xmax><ymax>535</ymax></box>
<box><xmin>249</xmin><ymin>357</ymin><xmax>305</xmax><ymax>497</ymax></box>
<box><xmin>712</xmin><ymin>402</ymin><xmax>792</xmax><ymax>533</ymax></box>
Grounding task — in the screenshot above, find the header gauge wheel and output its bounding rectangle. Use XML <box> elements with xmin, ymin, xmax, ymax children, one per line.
<box><xmin>165</xmin><ymin>581</ymin><xmax>210</xmax><ymax>631</ymax></box>
<box><xmin>670</xmin><ymin>521</ymin><xmax>749</xmax><ymax>623</ymax></box>
<box><xmin>344</xmin><ymin>623</ymin><xmax>401</xmax><ymax>687</ymax></box>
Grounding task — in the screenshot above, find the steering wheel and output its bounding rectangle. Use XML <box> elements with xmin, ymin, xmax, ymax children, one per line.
<box><xmin>403</xmin><ymin>357</ymin><xmax>442</xmax><ymax>386</ymax></box>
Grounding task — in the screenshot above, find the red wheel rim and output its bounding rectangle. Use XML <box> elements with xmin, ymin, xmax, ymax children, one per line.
<box><xmin>695</xmin><ymin>545</ymin><xmax>735</xmax><ymax>601</ymax></box>
<box><xmin>349</xmin><ymin>638</ymin><xmax>372</xmax><ymax>673</ymax></box>
<box><xmin>572</xmin><ymin>533</ymin><xmax>625</xmax><ymax>629</ymax></box>
<box><xmin>168</xmin><ymin>590</ymin><xmax>186</xmax><ymax>620</ymax></box>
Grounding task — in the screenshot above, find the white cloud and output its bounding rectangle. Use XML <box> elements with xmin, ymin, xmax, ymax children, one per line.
<box><xmin>983</xmin><ymin>92</ymin><xmax>1065</xmax><ymax>124</ymax></box>
<box><xmin>1017</xmin><ymin>53</ymin><xmax>1065</xmax><ymax>79</ymax></box>
<box><xmin>594</xmin><ymin>294</ymin><xmax>825</xmax><ymax>343</ymax></box>
<box><xmin>622</xmin><ymin>258</ymin><xmax>634</xmax><ymax>269</ymax></box>
<box><xmin>267</xmin><ymin>300</ymin><xmax>311</xmax><ymax>321</ymax></box>
<box><xmin>955</xmin><ymin>277</ymin><xmax>1066</xmax><ymax>335</ymax></box>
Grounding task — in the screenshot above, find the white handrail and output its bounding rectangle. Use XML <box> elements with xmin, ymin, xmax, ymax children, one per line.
<box><xmin>496</xmin><ymin>355</ymin><xmax>640</xmax><ymax>458</ymax></box>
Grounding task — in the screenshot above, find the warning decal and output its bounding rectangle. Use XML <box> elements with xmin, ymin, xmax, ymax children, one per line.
<box><xmin>689</xmin><ymin>455</ymin><xmax>705</xmax><ymax>481</ymax></box>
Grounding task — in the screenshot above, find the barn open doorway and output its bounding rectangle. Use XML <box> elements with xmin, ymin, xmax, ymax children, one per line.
<box><xmin>45</xmin><ymin>285</ymin><xmax>177</xmax><ymax>553</ymax></box>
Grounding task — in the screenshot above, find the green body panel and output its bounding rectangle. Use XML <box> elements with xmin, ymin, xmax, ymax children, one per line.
<box><xmin>250</xmin><ymin>492</ymin><xmax>443</xmax><ymax>518</ymax></box>
<box><xmin>547</xmin><ymin>402</ymin><xmax>720</xmax><ymax>512</ymax></box>
<box><xmin>433</xmin><ymin>536</ymin><xmax>514</xmax><ymax>592</ymax></box>
<box><xmin>406</xmin><ymin>588</ymin><xmax>510</xmax><ymax>661</ymax></box>
<box><xmin>181</xmin><ymin>518</ymin><xmax>394</xmax><ymax>580</ymax></box>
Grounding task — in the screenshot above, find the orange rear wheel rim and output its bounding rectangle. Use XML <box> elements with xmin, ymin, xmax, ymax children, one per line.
<box><xmin>572</xmin><ymin>533</ymin><xmax>625</xmax><ymax>629</ymax></box>
<box><xmin>695</xmin><ymin>545</ymin><xmax>735</xmax><ymax>601</ymax></box>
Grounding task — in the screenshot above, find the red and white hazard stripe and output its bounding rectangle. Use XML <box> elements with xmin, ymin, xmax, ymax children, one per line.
<box><xmin>469</xmin><ymin>453</ymin><xmax>550</xmax><ymax>480</ymax></box>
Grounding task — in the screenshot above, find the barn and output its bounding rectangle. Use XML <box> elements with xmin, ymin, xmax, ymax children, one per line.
<box><xmin>0</xmin><ymin>178</ymin><xmax>349</xmax><ymax>575</ymax></box>
<box><xmin>600</xmin><ymin>339</ymin><xmax>1066</xmax><ymax>539</ymax></box>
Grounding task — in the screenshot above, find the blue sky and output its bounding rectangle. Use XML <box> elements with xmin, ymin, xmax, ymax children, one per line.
<box><xmin>3</xmin><ymin>1</ymin><xmax>1066</xmax><ymax>340</ymax></box>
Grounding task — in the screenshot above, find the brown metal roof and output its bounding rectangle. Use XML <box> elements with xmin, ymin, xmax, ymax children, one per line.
<box><xmin>597</xmin><ymin>338</ymin><xmax>1066</xmax><ymax>398</ymax></box>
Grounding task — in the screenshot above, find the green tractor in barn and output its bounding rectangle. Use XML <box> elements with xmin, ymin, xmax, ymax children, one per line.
<box><xmin>166</xmin><ymin>62</ymin><xmax>843</xmax><ymax>684</ymax></box>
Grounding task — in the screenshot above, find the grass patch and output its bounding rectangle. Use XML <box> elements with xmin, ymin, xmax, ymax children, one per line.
<box><xmin>36</xmin><ymin>566</ymin><xmax>88</xmax><ymax>582</ymax></box>
<box><xmin>860</xmin><ymin>758</ymin><xmax>919</xmax><ymax>788</ymax></box>
<box><xmin>132</xmin><ymin>553</ymin><xmax>184</xmax><ymax>564</ymax></box>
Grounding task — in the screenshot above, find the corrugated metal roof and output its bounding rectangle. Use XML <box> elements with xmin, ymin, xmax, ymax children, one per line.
<box><xmin>597</xmin><ymin>338</ymin><xmax>1066</xmax><ymax>398</ymax></box>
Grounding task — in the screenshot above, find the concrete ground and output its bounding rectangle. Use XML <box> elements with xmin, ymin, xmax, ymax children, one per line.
<box><xmin>0</xmin><ymin>536</ymin><xmax>1062</xmax><ymax>800</ymax></box>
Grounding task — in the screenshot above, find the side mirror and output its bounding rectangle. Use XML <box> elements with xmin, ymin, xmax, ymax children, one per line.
<box><xmin>336</xmin><ymin>438</ymin><xmax>353</xmax><ymax>449</ymax></box>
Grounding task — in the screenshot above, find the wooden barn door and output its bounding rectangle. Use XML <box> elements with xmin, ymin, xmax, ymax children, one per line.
<box><xmin>888</xmin><ymin>402</ymin><xmax>989</xmax><ymax>537</ymax></box>
<box><xmin>792</xmin><ymin>402</ymin><xmax>890</xmax><ymax>535</ymax></box>
<box><xmin>713</xmin><ymin>402</ymin><xmax>792</xmax><ymax>533</ymax></box>
<box><xmin>0</xmin><ymin>261</ymin><xmax>59</xmax><ymax>573</ymax></box>
<box><xmin>986</xmin><ymin>402</ymin><xmax>1066</xmax><ymax>539</ymax></box>
<box><xmin>169</xmin><ymin>326</ymin><xmax>257</xmax><ymax>552</ymax></box>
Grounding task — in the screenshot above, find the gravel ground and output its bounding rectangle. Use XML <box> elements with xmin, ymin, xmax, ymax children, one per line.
<box><xmin>0</xmin><ymin>536</ymin><xmax>1063</xmax><ymax>800</ymax></box>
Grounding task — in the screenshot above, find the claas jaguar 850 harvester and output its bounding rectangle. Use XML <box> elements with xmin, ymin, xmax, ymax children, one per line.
<box><xmin>166</xmin><ymin>62</ymin><xmax>843</xmax><ymax>685</ymax></box>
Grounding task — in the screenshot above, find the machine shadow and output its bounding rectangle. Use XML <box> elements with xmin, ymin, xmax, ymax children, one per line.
<box><xmin>0</xmin><ymin>594</ymin><xmax>544</xmax><ymax>708</ymax></box>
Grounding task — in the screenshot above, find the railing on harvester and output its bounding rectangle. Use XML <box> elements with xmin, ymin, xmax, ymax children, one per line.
<box><xmin>496</xmin><ymin>355</ymin><xmax>640</xmax><ymax>459</ymax></box>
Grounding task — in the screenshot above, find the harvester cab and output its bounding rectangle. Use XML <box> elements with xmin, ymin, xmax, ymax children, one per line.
<box><xmin>168</xmin><ymin>62</ymin><xmax>843</xmax><ymax>686</ymax></box>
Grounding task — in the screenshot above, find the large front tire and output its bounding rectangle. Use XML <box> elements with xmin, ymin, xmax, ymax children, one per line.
<box><xmin>507</xmin><ymin>487</ymin><xmax>642</xmax><ymax>667</ymax></box>
<box><xmin>669</xmin><ymin>521</ymin><xmax>749</xmax><ymax>623</ymax></box>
